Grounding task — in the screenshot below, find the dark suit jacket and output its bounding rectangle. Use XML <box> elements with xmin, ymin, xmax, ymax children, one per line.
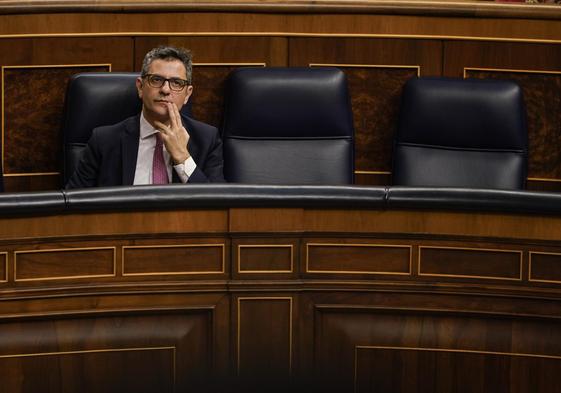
<box><xmin>66</xmin><ymin>114</ymin><xmax>224</xmax><ymax>188</ymax></box>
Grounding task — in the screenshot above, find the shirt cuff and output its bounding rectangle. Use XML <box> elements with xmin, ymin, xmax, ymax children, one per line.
<box><xmin>173</xmin><ymin>156</ymin><xmax>197</xmax><ymax>183</ymax></box>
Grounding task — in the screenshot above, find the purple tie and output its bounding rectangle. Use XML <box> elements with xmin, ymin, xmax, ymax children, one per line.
<box><xmin>152</xmin><ymin>133</ymin><xmax>168</xmax><ymax>184</ymax></box>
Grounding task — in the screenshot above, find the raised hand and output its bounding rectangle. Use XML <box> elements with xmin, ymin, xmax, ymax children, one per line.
<box><xmin>153</xmin><ymin>102</ymin><xmax>191</xmax><ymax>165</ymax></box>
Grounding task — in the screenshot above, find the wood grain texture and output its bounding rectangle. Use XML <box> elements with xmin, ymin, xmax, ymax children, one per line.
<box><xmin>238</xmin><ymin>245</ymin><xmax>293</xmax><ymax>273</ymax></box>
<box><xmin>530</xmin><ymin>252</ymin><xmax>561</xmax><ymax>284</ymax></box>
<box><xmin>340</xmin><ymin>66</ymin><xmax>418</xmax><ymax>175</ymax></box>
<box><xmin>313</xmin><ymin>299</ymin><xmax>561</xmax><ymax>391</ymax></box>
<box><xmin>306</xmin><ymin>242</ymin><xmax>411</xmax><ymax>275</ymax></box>
<box><xmin>419</xmin><ymin>246</ymin><xmax>522</xmax><ymax>281</ymax></box>
<box><xmin>123</xmin><ymin>243</ymin><xmax>225</xmax><ymax>276</ymax></box>
<box><xmin>237</xmin><ymin>297</ymin><xmax>292</xmax><ymax>383</ymax></box>
<box><xmin>464</xmin><ymin>68</ymin><xmax>561</xmax><ymax>184</ymax></box>
<box><xmin>0</xmin><ymin>309</ymin><xmax>213</xmax><ymax>392</ymax></box>
<box><xmin>1</xmin><ymin>1</ymin><xmax>561</xmax><ymax>22</ymax></box>
<box><xmin>1</xmin><ymin>206</ymin><xmax>561</xmax><ymax>389</ymax></box>
<box><xmin>355</xmin><ymin>346</ymin><xmax>561</xmax><ymax>393</ymax></box>
<box><xmin>0</xmin><ymin>210</ymin><xmax>228</xmax><ymax>239</ymax></box>
<box><xmin>2</xmin><ymin>174</ymin><xmax>60</xmax><ymax>192</ymax></box>
<box><xmin>14</xmin><ymin>247</ymin><xmax>115</xmax><ymax>281</ymax></box>
<box><xmin>0</xmin><ymin>12</ymin><xmax>560</xmax><ymax>41</ymax></box>
<box><xmin>3</xmin><ymin>65</ymin><xmax>109</xmax><ymax>174</ymax></box>
<box><xmin>1</xmin><ymin>348</ymin><xmax>175</xmax><ymax>393</ymax></box>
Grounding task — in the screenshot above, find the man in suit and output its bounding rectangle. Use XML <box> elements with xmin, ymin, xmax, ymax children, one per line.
<box><xmin>66</xmin><ymin>46</ymin><xmax>224</xmax><ymax>188</ymax></box>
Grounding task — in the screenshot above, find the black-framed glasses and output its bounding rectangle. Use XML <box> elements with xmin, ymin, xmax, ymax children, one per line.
<box><xmin>142</xmin><ymin>74</ymin><xmax>190</xmax><ymax>92</ymax></box>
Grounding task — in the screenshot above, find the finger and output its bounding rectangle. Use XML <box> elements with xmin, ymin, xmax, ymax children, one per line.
<box><xmin>166</xmin><ymin>102</ymin><xmax>181</xmax><ymax>130</ymax></box>
<box><xmin>153</xmin><ymin>120</ymin><xmax>169</xmax><ymax>134</ymax></box>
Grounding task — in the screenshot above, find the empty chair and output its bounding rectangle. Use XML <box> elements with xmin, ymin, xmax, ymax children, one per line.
<box><xmin>392</xmin><ymin>77</ymin><xmax>528</xmax><ymax>190</ymax></box>
<box><xmin>221</xmin><ymin>67</ymin><xmax>354</xmax><ymax>184</ymax></box>
<box><xmin>61</xmin><ymin>73</ymin><xmax>142</xmax><ymax>185</ymax></box>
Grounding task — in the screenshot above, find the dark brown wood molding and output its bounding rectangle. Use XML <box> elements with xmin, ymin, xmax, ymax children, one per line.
<box><xmin>0</xmin><ymin>0</ymin><xmax>560</xmax><ymax>20</ymax></box>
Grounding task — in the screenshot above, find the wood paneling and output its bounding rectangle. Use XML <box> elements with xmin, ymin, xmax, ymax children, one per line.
<box><xmin>355</xmin><ymin>346</ymin><xmax>561</xmax><ymax>393</ymax></box>
<box><xmin>305</xmin><ymin>242</ymin><xmax>411</xmax><ymax>275</ymax></box>
<box><xmin>0</xmin><ymin>210</ymin><xmax>228</xmax><ymax>240</ymax></box>
<box><xmin>419</xmin><ymin>246</ymin><xmax>522</xmax><ymax>281</ymax></box>
<box><xmin>237</xmin><ymin>297</ymin><xmax>292</xmax><ymax>382</ymax></box>
<box><xmin>444</xmin><ymin>41</ymin><xmax>561</xmax><ymax>78</ymax></box>
<box><xmin>314</xmin><ymin>303</ymin><xmax>561</xmax><ymax>391</ymax></box>
<box><xmin>1</xmin><ymin>12</ymin><xmax>561</xmax><ymax>41</ymax></box>
<box><xmin>0</xmin><ymin>309</ymin><xmax>213</xmax><ymax>392</ymax></box>
<box><xmin>14</xmin><ymin>247</ymin><xmax>115</xmax><ymax>281</ymax></box>
<box><xmin>0</xmin><ymin>37</ymin><xmax>133</xmax><ymax>192</ymax></box>
<box><xmin>230</xmin><ymin>208</ymin><xmax>304</xmax><ymax>232</ymax></box>
<box><xmin>0</xmin><ymin>252</ymin><xmax>6</xmax><ymax>282</ymax></box>
<box><xmin>3</xmin><ymin>65</ymin><xmax>109</xmax><ymax>173</ymax></box>
<box><xmin>1</xmin><ymin>205</ymin><xmax>561</xmax><ymax>389</ymax></box>
<box><xmin>303</xmin><ymin>209</ymin><xmax>561</xmax><ymax>242</ymax></box>
<box><xmin>123</xmin><ymin>243</ymin><xmax>225</xmax><ymax>276</ymax></box>
<box><xmin>530</xmin><ymin>251</ymin><xmax>561</xmax><ymax>284</ymax></box>
<box><xmin>237</xmin><ymin>244</ymin><xmax>293</xmax><ymax>273</ymax></box>
<box><xmin>1</xmin><ymin>348</ymin><xmax>175</xmax><ymax>393</ymax></box>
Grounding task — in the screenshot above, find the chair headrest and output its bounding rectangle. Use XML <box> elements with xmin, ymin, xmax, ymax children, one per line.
<box><xmin>397</xmin><ymin>77</ymin><xmax>527</xmax><ymax>151</ymax></box>
<box><xmin>61</xmin><ymin>72</ymin><xmax>142</xmax><ymax>145</ymax></box>
<box><xmin>222</xmin><ymin>67</ymin><xmax>354</xmax><ymax>139</ymax></box>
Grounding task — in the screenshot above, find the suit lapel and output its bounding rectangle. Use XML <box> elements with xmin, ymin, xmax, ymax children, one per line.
<box><xmin>121</xmin><ymin>115</ymin><xmax>141</xmax><ymax>185</ymax></box>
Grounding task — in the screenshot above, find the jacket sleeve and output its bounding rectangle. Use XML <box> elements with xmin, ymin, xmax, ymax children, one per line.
<box><xmin>188</xmin><ymin>126</ymin><xmax>225</xmax><ymax>183</ymax></box>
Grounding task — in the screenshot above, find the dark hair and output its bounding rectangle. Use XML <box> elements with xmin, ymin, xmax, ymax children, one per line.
<box><xmin>140</xmin><ymin>46</ymin><xmax>193</xmax><ymax>83</ymax></box>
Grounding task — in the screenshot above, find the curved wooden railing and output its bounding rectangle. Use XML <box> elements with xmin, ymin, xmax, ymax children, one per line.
<box><xmin>0</xmin><ymin>185</ymin><xmax>561</xmax><ymax>391</ymax></box>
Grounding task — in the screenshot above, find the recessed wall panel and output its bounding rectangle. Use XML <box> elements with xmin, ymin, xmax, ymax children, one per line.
<box><xmin>419</xmin><ymin>246</ymin><xmax>522</xmax><ymax>280</ymax></box>
<box><xmin>123</xmin><ymin>244</ymin><xmax>225</xmax><ymax>276</ymax></box>
<box><xmin>15</xmin><ymin>247</ymin><xmax>115</xmax><ymax>281</ymax></box>
<box><xmin>237</xmin><ymin>297</ymin><xmax>292</xmax><ymax>381</ymax></box>
<box><xmin>307</xmin><ymin>243</ymin><xmax>411</xmax><ymax>275</ymax></box>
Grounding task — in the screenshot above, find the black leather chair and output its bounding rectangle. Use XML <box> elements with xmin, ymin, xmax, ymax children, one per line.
<box><xmin>221</xmin><ymin>67</ymin><xmax>355</xmax><ymax>184</ymax></box>
<box><xmin>61</xmin><ymin>73</ymin><xmax>142</xmax><ymax>185</ymax></box>
<box><xmin>392</xmin><ymin>77</ymin><xmax>528</xmax><ymax>190</ymax></box>
<box><xmin>0</xmin><ymin>163</ymin><xmax>3</xmax><ymax>192</ymax></box>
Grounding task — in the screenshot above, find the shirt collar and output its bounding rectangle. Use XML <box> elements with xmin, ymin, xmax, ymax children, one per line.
<box><xmin>139</xmin><ymin>111</ymin><xmax>159</xmax><ymax>140</ymax></box>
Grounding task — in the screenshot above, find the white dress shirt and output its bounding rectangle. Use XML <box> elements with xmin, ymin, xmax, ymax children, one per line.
<box><xmin>133</xmin><ymin>112</ymin><xmax>197</xmax><ymax>185</ymax></box>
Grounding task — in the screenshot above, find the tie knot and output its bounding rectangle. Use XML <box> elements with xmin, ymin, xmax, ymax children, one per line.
<box><xmin>155</xmin><ymin>132</ymin><xmax>163</xmax><ymax>147</ymax></box>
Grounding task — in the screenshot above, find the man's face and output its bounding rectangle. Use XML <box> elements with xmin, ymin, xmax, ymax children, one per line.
<box><xmin>136</xmin><ymin>59</ymin><xmax>193</xmax><ymax>126</ymax></box>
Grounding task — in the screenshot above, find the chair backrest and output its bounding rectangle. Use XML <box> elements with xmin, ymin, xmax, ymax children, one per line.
<box><xmin>221</xmin><ymin>67</ymin><xmax>354</xmax><ymax>184</ymax></box>
<box><xmin>61</xmin><ymin>73</ymin><xmax>142</xmax><ymax>184</ymax></box>
<box><xmin>392</xmin><ymin>77</ymin><xmax>528</xmax><ymax>190</ymax></box>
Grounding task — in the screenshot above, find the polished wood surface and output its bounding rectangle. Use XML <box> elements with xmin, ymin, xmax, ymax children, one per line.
<box><xmin>0</xmin><ymin>205</ymin><xmax>561</xmax><ymax>391</ymax></box>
